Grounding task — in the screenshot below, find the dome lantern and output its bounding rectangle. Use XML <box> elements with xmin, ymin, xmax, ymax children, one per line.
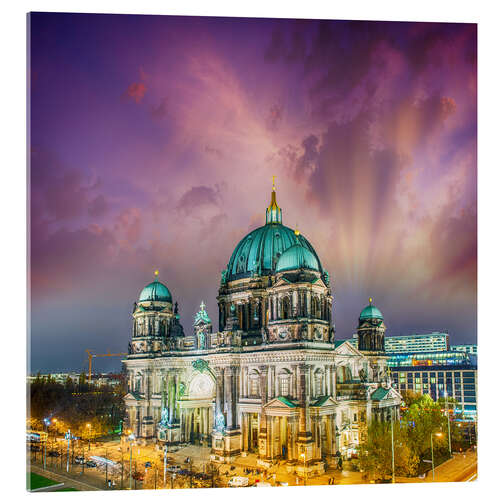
<box><xmin>265</xmin><ymin>176</ymin><xmax>282</xmax><ymax>224</ymax></box>
<box><xmin>138</xmin><ymin>270</ymin><xmax>173</xmax><ymax>303</ymax></box>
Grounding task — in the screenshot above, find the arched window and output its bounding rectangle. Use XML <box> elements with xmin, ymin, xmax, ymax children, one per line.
<box><xmin>314</xmin><ymin>369</ymin><xmax>325</xmax><ymax>396</ymax></box>
<box><xmin>282</xmin><ymin>296</ymin><xmax>290</xmax><ymax>320</ymax></box>
<box><xmin>278</xmin><ymin>369</ymin><xmax>292</xmax><ymax>397</ymax></box>
<box><xmin>249</xmin><ymin>370</ymin><xmax>260</xmax><ymax>397</ymax></box>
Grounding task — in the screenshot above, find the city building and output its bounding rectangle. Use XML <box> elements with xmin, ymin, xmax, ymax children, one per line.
<box><xmin>347</xmin><ymin>332</ymin><xmax>449</xmax><ymax>353</ymax></box>
<box><xmin>122</xmin><ymin>183</ymin><xmax>402</xmax><ymax>473</ymax></box>
<box><xmin>450</xmin><ymin>344</ymin><xmax>477</xmax><ymax>354</ymax></box>
<box><xmin>389</xmin><ymin>351</ymin><xmax>477</xmax><ymax>418</ymax></box>
<box><xmin>27</xmin><ymin>372</ymin><xmax>80</xmax><ymax>384</ymax></box>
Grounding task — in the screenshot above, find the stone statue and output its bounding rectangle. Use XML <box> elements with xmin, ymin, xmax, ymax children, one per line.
<box><xmin>215</xmin><ymin>411</ymin><xmax>225</xmax><ymax>432</ymax></box>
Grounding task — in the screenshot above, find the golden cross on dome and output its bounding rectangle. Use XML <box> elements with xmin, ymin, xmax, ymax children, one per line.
<box><xmin>369</xmin><ymin>297</ymin><xmax>373</xmax><ymax>304</ymax></box>
<box><xmin>154</xmin><ymin>269</ymin><xmax>159</xmax><ymax>277</ymax></box>
<box><xmin>272</xmin><ymin>175</ymin><xmax>276</xmax><ymax>191</ymax></box>
<box><xmin>200</xmin><ymin>301</ymin><xmax>206</xmax><ymax>311</ymax></box>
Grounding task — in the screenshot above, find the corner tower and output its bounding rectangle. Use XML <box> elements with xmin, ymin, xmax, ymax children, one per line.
<box><xmin>357</xmin><ymin>298</ymin><xmax>386</xmax><ymax>353</ymax></box>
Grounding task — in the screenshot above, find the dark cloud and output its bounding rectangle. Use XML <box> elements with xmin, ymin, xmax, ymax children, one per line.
<box><xmin>176</xmin><ymin>185</ymin><xmax>221</xmax><ymax>216</ymax></box>
<box><xmin>88</xmin><ymin>194</ymin><xmax>109</xmax><ymax>217</ymax></box>
<box><xmin>204</xmin><ymin>145</ymin><xmax>224</xmax><ymax>159</ymax></box>
<box><xmin>150</xmin><ymin>97</ymin><xmax>168</xmax><ymax>120</ymax></box>
<box><xmin>30</xmin><ymin>148</ymin><xmax>101</xmax><ymax>223</ymax></box>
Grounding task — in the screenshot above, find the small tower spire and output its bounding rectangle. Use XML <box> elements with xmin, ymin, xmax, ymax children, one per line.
<box><xmin>266</xmin><ymin>176</ymin><xmax>282</xmax><ymax>224</ymax></box>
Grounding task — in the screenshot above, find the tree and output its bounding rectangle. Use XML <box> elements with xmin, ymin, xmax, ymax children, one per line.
<box><xmin>402</xmin><ymin>394</ymin><xmax>447</xmax><ymax>458</ymax></box>
<box><xmin>358</xmin><ymin>420</ymin><xmax>419</xmax><ymax>481</ymax></box>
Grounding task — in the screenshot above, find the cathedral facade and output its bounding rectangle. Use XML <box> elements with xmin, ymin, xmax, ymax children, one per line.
<box><xmin>123</xmin><ymin>184</ymin><xmax>401</xmax><ymax>473</ymax></box>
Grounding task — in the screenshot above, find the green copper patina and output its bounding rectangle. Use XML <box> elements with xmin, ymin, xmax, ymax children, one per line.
<box><xmin>139</xmin><ymin>280</ymin><xmax>172</xmax><ymax>303</ymax></box>
<box><xmin>194</xmin><ymin>301</ymin><xmax>211</xmax><ymax>326</ymax></box>
<box><xmin>276</xmin><ymin>243</ymin><xmax>320</xmax><ymax>273</ymax></box>
<box><xmin>192</xmin><ymin>358</ymin><xmax>209</xmax><ymax>373</ymax></box>
<box><xmin>359</xmin><ymin>300</ymin><xmax>384</xmax><ymax>321</ymax></box>
<box><xmin>225</xmin><ymin>183</ymin><xmax>323</xmax><ymax>282</ymax></box>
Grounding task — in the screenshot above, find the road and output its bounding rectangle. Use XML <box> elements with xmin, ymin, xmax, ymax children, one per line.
<box><xmin>27</xmin><ymin>441</ymin><xmax>477</xmax><ymax>490</ymax></box>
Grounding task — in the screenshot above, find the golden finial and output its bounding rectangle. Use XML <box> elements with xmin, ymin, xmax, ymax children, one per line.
<box><xmin>272</xmin><ymin>175</ymin><xmax>276</xmax><ymax>191</ymax></box>
<box><xmin>294</xmin><ymin>222</ymin><xmax>300</xmax><ymax>236</ymax></box>
<box><xmin>154</xmin><ymin>269</ymin><xmax>159</xmax><ymax>278</ymax></box>
<box><xmin>369</xmin><ymin>297</ymin><xmax>373</xmax><ymax>304</ymax></box>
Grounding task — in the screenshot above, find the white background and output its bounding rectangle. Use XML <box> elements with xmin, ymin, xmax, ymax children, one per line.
<box><xmin>1</xmin><ymin>1</ymin><xmax>498</xmax><ymax>499</ymax></box>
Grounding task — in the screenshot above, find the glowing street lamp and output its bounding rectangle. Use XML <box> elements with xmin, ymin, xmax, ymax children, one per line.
<box><xmin>128</xmin><ymin>433</ymin><xmax>136</xmax><ymax>490</ymax></box>
<box><xmin>300</xmin><ymin>452</ymin><xmax>307</xmax><ymax>486</ymax></box>
<box><xmin>431</xmin><ymin>432</ymin><xmax>443</xmax><ymax>481</ymax></box>
<box><xmin>86</xmin><ymin>423</ymin><xmax>92</xmax><ymax>450</ymax></box>
<box><xmin>444</xmin><ymin>392</ymin><xmax>452</xmax><ymax>456</ymax></box>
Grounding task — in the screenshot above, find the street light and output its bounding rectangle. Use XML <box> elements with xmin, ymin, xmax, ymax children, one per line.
<box><xmin>128</xmin><ymin>433</ymin><xmax>135</xmax><ymax>490</ymax></box>
<box><xmin>444</xmin><ymin>392</ymin><xmax>452</xmax><ymax>456</ymax></box>
<box><xmin>300</xmin><ymin>452</ymin><xmax>307</xmax><ymax>486</ymax></box>
<box><xmin>430</xmin><ymin>432</ymin><xmax>443</xmax><ymax>481</ymax></box>
<box><xmin>390</xmin><ymin>415</ymin><xmax>395</xmax><ymax>483</ymax></box>
<box><xmin>86</xmin><ymin>423</ymin><xmax>92</xmax><ymax>451</ymax></box>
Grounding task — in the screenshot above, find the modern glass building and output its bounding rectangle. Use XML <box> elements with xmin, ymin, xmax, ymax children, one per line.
<box><xmin>346</xmin><ymin>331</ymin><xmax>450</xmax><ymax>353</ymax></box>
<box><xmin>388</xmin><ymin>351</ymin><xmax>477</xmax><ymax>418</ymax></box>
<box><xmin>450</xmin><ymin>344</ymin><xmax>477</xmax><ymax>354</ymax></box>
<box><xmin>384</xmin><ymin>332</ymin><xmax>449</xmax><ymax>353</ymax></box>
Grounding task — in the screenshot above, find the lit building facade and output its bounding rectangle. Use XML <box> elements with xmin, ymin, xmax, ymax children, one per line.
<box><xmin>450</xmin><ymin>344</ymin><xmax>477</xmax><ymax>354</ymax></box>
<box><xmin>122</xmin><ymin>184</ymin><xmax>401</xmax><ymax>472</ymax></box>
<box><xmin>388</xmin><ymin>351</ymin><xmax>477</xmax><ymax>418</ymax></box>
<box><xmin>347</xmin><ymin>332</ymin><xmax>449</xmax><ymax>353</ymax></box>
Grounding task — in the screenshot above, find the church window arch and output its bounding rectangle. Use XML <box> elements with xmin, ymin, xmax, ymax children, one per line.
<box><xmin>249</xmin><ymin>369</ymin><xmax>260</xmax><ymax>397</ymax></box>
<box><xmin>278</xmin><ymin>368</ymin><xmax>292</xmax><ymax>397</ymax></box>
<box><xmin>314</xmin><ymin>368</ymin><xmax>325</xmax><ymax>396</ymax></box>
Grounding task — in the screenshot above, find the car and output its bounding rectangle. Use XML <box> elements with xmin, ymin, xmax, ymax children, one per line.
<box><xmin>228</xmin><ymin>476</ymin><xmax>249</xmax><ymax>487</ymax></box>
<box><xmin>167</xmin><ymin>465</ymin><xmax>182</xmax><ymax>472</ymax></box>
<box><xmin>144</xmin><ymin>461</ymin><xmax>152</xmax><ymax>468</ymax></box>
<box><xmin>75</xmin><ymin>456</ymin><xmax>85</xmax><ymax>465</ymax></box>
<box><xmin>48</xmin><ymin>450</ymin><xmax>61</xmax><ymax>457</ymax></box>
<box><xmin>86</xmin><ymin>461</ymin><xmax>97</xmax><ymax>468</ymax></box>
<box><xmin>132</xmin><ymin>471</ymin><xmax>145</xmax><ymax>481</ymax></box>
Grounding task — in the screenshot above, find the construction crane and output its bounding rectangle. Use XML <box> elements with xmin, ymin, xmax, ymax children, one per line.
<box><xmin>85</xmin><ymin>350</ymin><xmax>127</xmax><ymax>383</ymax></box>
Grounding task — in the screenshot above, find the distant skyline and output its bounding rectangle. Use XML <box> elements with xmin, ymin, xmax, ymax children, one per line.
<box><xmin>29</xmin><ymin>13</ymin><xmax>477</xmax><ymax>373</ymax></box>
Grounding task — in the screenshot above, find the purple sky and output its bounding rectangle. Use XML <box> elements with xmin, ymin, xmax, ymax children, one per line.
<box><xmin>29</xmin><ymin>13</ymin><xmax>476</xmax><ymax>373</ymax></box>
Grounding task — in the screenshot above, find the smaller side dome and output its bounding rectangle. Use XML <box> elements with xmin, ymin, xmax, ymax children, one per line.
<box><xmin>359</xmin><ymin>298</ymin><xmax>383</xmax><ymax>321</ymax></box>
<box><xmin>139</xmin><ymin>280</ymin><xmax>172</xmax><ymax>303</ymax></box>
<box><xmin>276</xmin><ymin>244</ymin><xmax>320</xmax><ymax>273</ymax></box>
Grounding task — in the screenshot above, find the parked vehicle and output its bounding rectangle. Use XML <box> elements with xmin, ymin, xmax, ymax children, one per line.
<box><xmin>48</xmin><ymin>450</ymin><xmax>61</xmax><ymax>457</ymax></box>
<box><xmin>86</xmin><ymin>461</ymin><xmax>97</xmax><ymax>468</ymax></box>
<box><xmin>132</xmin><ymin>471</ymin><xmax>145</xmax><ymax>481</ymax></box>
<box><xmin>75</xmin><ymin>456</ymin><xmax>85</xmax><ymax>465</ymax></box>
<box><xmin>144</xmin><ymin>461</ymin><xmax>152</xmax><ymax>468</ymax></box>
<box><xmin>167</xmin><ymin>465</ymin><xmax>182</xmax><ymax>472</ymax></box>
<box><xmin>228</xmin><ymin>476</ymin><xmax>249</xmax><ymax>487</ymax></box>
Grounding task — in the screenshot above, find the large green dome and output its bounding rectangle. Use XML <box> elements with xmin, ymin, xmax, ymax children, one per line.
<box><xmin>276</xmin><ymin>243</ymin><xmax>320</xmax><ymax>273</ymax></box>
<box><xmin>225</xmin><ymin>184</ymin><xmax>323</xmax><ymax>282</ymax></box>
<box><xmin>359</xmin><ymin>300</ymin><xmax>383</xmax><ymax>321</ymax></box>
<box><xmin>139</xmin><ymin>280</ymin><xmax>172</xmax><ymax>303</ymax></box>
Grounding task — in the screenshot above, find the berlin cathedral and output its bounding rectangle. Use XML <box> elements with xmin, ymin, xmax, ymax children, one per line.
<box><xmin>123</xmin><ymin>182</ymin><xmax>401</xmax><ymax>474</ymax></box>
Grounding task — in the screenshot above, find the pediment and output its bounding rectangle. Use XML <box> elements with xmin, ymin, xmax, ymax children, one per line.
<box><xmin>263</xmin><ymin>396</ymin><xmax>298</xmax><ymax>409</ymax></box>
<box><xmin>311</xmin><ymin>395</ymin><xmax>337</xmax><ymax>407</ymax></box>
<box><xmin>335</xmin><ymin>340</ymin><xmax>362</xmax><ymax>356</ymax></box>
<box><xmin>124</xmin><ymin>392</ymin><xmax>142</xmax><ymax>401</ymax></box>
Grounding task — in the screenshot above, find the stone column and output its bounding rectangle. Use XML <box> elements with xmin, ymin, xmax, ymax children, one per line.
<box><xmin>306</xmin><ymin>291</ymin><xmax>311</xmax><ymax>318</ymax></box>
<box><xmin>224</xmin><ymin>366</ymin><xmax>237</xmax><ymax>429</ymax></box>
<box><xmin>214</xmin><ymin>367</ymin><xmax>224</xmax><ymax>429</ymax></box>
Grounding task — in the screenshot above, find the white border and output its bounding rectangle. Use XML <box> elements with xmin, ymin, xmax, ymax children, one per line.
<box><xmin>2</xmin><ymin>1</ymin><xmax>498</xmax><ymax>500</ymax></box>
